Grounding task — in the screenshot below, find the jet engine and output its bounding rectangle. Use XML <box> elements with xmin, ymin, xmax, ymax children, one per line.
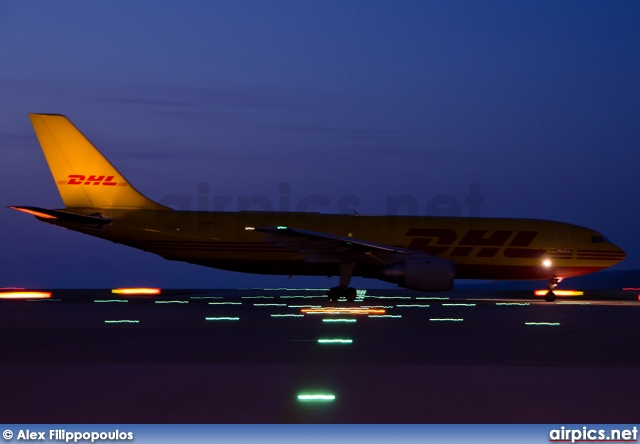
<box><xmin>379</xmin><ymin>257</ymin><xmax>454</xmax><ymax>291</ymax></box>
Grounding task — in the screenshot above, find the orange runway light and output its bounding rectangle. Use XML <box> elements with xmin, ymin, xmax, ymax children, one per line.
<box><xmin>111</xmin><ymin>288</ymin><xmax>161</xmax><ymax>295</ymax></box>
<box><xmin>0</xmin><ymin>291</ymin><xmax>52</xmax><ymax>299</ymax></box>
<box><xmin>534</xmin><ymin>290</ymin><xmax>584</xmax><ymax>297</ymax></box>
<box><xmin>301</xmin><ymin>307</ymin><xmax>386</xmax><ymax>315</ymax></box>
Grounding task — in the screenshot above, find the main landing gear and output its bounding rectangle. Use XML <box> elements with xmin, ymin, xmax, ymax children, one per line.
<box><xmin>327</xmin><ymin>285</ymin><xmax>357</xmax><ymax>302</ymax></box>
<box><xmin>544</xmin><ymin>277</ymin><xmax>562</xmax><ymax>302</ymax></box>
<box><xmin>326</xmin><ymin>262</ymin><xmax>357</xmax><ymax>302</ymax></box>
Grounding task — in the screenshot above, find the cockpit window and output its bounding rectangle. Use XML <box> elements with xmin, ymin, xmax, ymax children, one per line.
<box><xmin>591</xmin><ymin>236</ymin><xmax>610</xmax><ymax>243</ymax></box>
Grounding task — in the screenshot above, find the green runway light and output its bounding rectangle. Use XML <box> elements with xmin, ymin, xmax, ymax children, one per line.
<box><xmin>190</xmin><ymin>296</ymin><xmax>224</xmax><ymax>300</ymax></box>
<box><xmin>429</xmin><ymin>318</ymin><xmax>463</xmax><ymax>322</ymax></box>
<box><xmin>205</xmin><ymin>317</ymin><xmax>240</xmax><ymax>321</ymax></box>
<box><xmin>94</xmin><ymin>299</ymin><xmax>128</xmax><ymax>303</ymax></box>
<box><xmin>442</xmin><ymin>303</ymin><xmax>476</xmax><ymax>307</ymax></box>
<box><xmin>317</xmin><ymin>339</ymin><xmax>352</xmax><ymax>344</ymax></box>
<box><xmin>254</xmin><ymin>303</ymin><xmax>287</xmax><ymax>306</ymax></box>
<box><xmin>277</xmin><ymin>226</ymin><xmax>288</xmax><ymax>230</ymax></box>
<box><xmin>271</xmin><ymin>314</ymin><xmax>304</xmax><ymax>318</ymax></box>
<box><xmin>416</xmin><ymin>297</ymin><xmax>450</xmax><ymax>300</ymax></box>
<box><xmin>241</xmin><ymin>296</ymin><xmax>274</xmax><ymax>299</ymax></box>
<box><xmin>208</xmin><ymin>302</ymin><xmax>242</xmax><ymax>305</ymax></box>
<box><xmin>396</xmin><ymin>304</ymin><xmax>430</xmax><ymax>308</ymax></box>
<box><xmin>104</xmin><ymin>320</ymin><xmax>139</xmax><ymax>324</ymax></box>
<box><xmin>525</xmin><ymin>322</ymin><xmax>560</xmax><ymax>326</ymax></box>
<box><xmin>297</xmin><ymin>394</ymin><xmax>335</xmax><ymax>402</ymax></box>
<box><xmin>265</xmin><ymin>288</ymin><xmax>324</xmax><ymax>291</ymax></box>
<box><xmin>280</xmin><ymin>295</ymin><xmax>325</xmax><ymax>299</ymax></box>
<box><xmin>364</xmin><ymin>296</ymin><xmax>411</xmax><ymax>299</ymax></box>
<box><xmin>155</xmin><ymin>300</ymin><xmax>188</xmax><ymax>304</ymax></box>
<box><xmin>322</xmin><ymin>318</ymin><xmax>357</xmax><ymax>323</ymax></box>
<box><xmin>496</xmin><ymin>302</ymin><xmax>530</xmax><ymax>306</ymax></box>
<box><xmin>27</xmin><ymin>299</ymin><xmax>61</xmax><ymax>302</ymax></box>
<box><xmin>557</xmin><ymin>302</ymin><xmax>591</xmax><ymax>305</ymax></box>
<box><xmin>368</xmin><ymin>315</ymin><xmax>402</xmax><ymax>318</ymax></box>
<box><xmin>361</xmin><ymin>305</ymin><xmax>393</xmax><ymax>309</ymax></box>
<box><xmin>288</xmin><ymin>305</ymin><xmax>322</xmax><ymax>308</ymax></box>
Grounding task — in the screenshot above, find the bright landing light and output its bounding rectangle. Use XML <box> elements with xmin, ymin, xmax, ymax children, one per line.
<box><xmin>0</xmin><ymin>291</ymin><xmax>52</xmax><ymax>299</ymax></box>
<box><xmin>542</xmin><ymin>259</ymin><xmax>552</xmax><ymax>267</ymax></box>
<box><xmin>111</xmin><ymin>288</ymin><xmax>161</xmax><ymax>295</ymax></box>
<box><xmin>534</xmin><ymin>290</ymin><xmax>584</xmax><ymax>297</ymax></box>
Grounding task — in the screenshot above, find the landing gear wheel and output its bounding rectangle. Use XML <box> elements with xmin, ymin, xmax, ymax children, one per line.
<box><xmin>544</xmin><ymin>276</ymin><xmax>561</xmax><ymax>302</ymax></box>
<box><xmin>326</xmin><ymin>286</ymin><xmax>357</xmax><ymax>302</ymax></box>
<box><xmin>327</xmin><ymin>287</ymin><xmax>341</xmax><ymax>302</ymax></box>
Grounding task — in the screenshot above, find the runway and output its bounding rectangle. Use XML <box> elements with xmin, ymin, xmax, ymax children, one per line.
<box><xmin>1</xmin><ymin>288</ymin><xmax>639</xmax><ymax>423</ymax></box>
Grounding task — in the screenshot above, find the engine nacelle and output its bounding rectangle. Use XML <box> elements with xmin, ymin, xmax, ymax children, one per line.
<box><xmin>379</xmin><ymin>257</ymin><xmax>454</xmax><ymax>292</ymax></box>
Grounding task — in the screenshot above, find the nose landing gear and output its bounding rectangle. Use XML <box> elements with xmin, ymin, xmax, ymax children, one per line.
<box><xmin>544</xmin><ymin>277</ymin><xmax>562</xmax><ymax>302</ymax></box>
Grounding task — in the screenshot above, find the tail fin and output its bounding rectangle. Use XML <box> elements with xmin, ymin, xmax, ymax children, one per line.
<box><xmin>29</xmin><ymin>114</ymin><xmax>168</xmax><ymax>210</ymax></box>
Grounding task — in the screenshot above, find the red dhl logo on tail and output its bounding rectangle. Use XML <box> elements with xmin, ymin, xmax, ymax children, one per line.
<box><xmin>57</xmin><ymin>175</ymin><xmax>128</xmax><ymax>186</ymax></box>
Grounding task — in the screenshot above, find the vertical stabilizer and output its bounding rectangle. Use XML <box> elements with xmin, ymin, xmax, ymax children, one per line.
<box><xmin>28</xmin><ymin>114</ymin><xmax>168</xmax><ymax>210</ymax></box>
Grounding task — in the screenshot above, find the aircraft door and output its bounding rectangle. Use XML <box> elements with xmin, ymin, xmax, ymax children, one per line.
<box><xmin>555</xmin><ymin>228</ymin><xmax>571</xmax><ymax>251</ymax></box>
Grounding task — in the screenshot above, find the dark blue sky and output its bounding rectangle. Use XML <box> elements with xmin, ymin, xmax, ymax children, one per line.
<box><xmin>1</xmin><ymin>1</ymin><xmax>638</xmax><ymax>288</ymax></box>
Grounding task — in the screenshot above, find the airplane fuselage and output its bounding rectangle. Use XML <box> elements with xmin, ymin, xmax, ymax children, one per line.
<box><xmin>45</xmin><ymin>208</ymin><xmax>626</xmax><ymax>282</ymax></box>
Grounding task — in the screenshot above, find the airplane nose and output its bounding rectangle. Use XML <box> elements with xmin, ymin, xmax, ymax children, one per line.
<box><xmin>613</xmin><ymin>244</ymin><xmax>626</xmax><ymax>263</ymax></box>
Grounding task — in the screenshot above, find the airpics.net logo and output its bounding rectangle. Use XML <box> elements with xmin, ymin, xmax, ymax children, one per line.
<box><xmin>158</xmin><ymin>182</ymin><xmax>485</xmax><ymax>216</ymax></box>
<box><xmin>549</xmin><ymin>426</ymin><xmax>638</xmax><ymax>443</ymax></box>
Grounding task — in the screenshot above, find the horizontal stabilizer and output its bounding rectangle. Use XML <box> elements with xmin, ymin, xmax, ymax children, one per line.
<box><xmin>8</xmin><ymin>206</ymin><xmax>112</xmax><ymax>226</ymax></box>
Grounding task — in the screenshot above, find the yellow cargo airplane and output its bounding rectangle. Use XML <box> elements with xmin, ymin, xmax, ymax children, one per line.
<box><xmin>9</xmin><ymin>114</ymin><xmax>626</xmax><ymax>301</ymax></box>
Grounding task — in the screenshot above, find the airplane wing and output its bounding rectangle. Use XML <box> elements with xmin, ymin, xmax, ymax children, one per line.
<box><xmin>256</xmin><ymin>226</ymin><xmax>454</xmax><ymax>292</ymax></box>
<box><xmin>256</xmin><ymin>226</ymin><xmax>423</xmax><ymax>264</ymax></box>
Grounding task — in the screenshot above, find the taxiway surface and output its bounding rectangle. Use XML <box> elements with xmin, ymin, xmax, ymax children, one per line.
<box><xmin>1</xmin><ymin>288</ymin><xmax>638</xmax><ymax>423</ymax></box>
